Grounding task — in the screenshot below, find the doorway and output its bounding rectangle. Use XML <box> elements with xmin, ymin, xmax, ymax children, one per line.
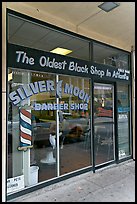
<box><xmin>94</xmin><ymin>83</ymin><xmax>115</xmax><ymax>165</ymax></box>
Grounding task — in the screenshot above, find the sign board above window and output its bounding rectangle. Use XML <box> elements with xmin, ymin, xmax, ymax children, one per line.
<box><xmin>8</xmin><ymin>43</ymin><xmax>130</xmax><ymax>82</ymax></box>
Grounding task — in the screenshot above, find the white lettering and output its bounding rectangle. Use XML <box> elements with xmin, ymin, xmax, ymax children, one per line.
<box><xmin>22</xmin><ymin>84</ymin><xmax>33</xmax><ymax>97</ymax></box>
<box><xmin>33</xmin><ymin>103</ymin><xmax>69</xmax><ymax>111</ymax></box>
<box><xmin>29</xmin><ymin>82</ymin><xmax>39</xmax><ymax>94</ymax></box>
<box><xmin>16</xmin><ymin>88</ymin><xmax>26</xmax><ymax>100</ymax></box>
<box><xmin>90</xmin><ymin>66</ymin><xmax>105</xmax><ymax>78</ymax></box>
<box><xmin>70</xmin><ymin>103</ymin><xmax>88</xmax><ymax>110</ymax></box>
<box><xmin>9</xmin><ymin>80</ymin><xmax>90</xmax><ymax>106</ymax></box>
<box><xmin>39</xmin><ymin>56</ymin><xmax>46</xmax><ymax>67</ymax></box>
<box><xmin>38</xmin><ymin>81</ymin><xmax>47</xmax><ymax>92</ymax></box>
<box><xmin>9</xmin><ymin>91</ymin><xmax>21</xmax><ymax>105</ymax></box>
<box><xmin>16</xmin><ymin>51</ymin><xmax>34</xmax><ymax>65</ymax></box>
<box><xmin>16</xmin><ymin>51</ymin><xmax>24</xmax><ymax>62</ymax></box>
<box><xmin>46</xmin><ymin>80</ymin><xmax>55</xmax><ymax>91</ymax></box>
<box><xmin>56</xmin><ymin>80</ymin><xmax>63</xmax><ymax>98</ymax></box>
<box><xmin>112</xmin><ymin>71</ymin><xmax>129</xmax><ymax>80</ymax></box>
<box><xmin>64</xmin><ymin>83</ymin><xmax>73</xmax><ymax>95</ymax></box>
<box><xmin>69</xmin><ymin>62</ymin><xmax>88</xmax><ymax>73</ymax></box>
<box><xmin>39</xmin><ymin>56</ymin><xmax>67</xmax><ymax>70</ymax></box>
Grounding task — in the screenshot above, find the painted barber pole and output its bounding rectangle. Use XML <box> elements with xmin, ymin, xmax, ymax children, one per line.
<box><xmin>18</xmin><ymin>109</ymin><xmax>33</xmax><ymax>151</ymax></box>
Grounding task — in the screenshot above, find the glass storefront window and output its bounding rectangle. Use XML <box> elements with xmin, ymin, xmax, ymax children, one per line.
<box><xmin>93</xmin><ymin>43</ymin><xmax>130</xmax><ymax>70</ymax></box>
<box><xmin>117</xmin><ymin>84</ymin><xmax>130</xmax><ymax>159</ymax></box>
<box><xmin>7</xmin><ymin>12</ymin><xmax>91</xmax><ymax>196</ymax></box>
<box><xmin>7</xmin><ymin>68</ymin><xmax>92</xmax><ymax>194</ymax></box>
<box><xmin>7</xmin><ymin>69</ymin><xmax>57</xmax><ymax>193</ymax></box>
<box><xmin>8</xmin><ymin>14</ymin><xmax>90</xmax><ymax>61</ymax></box>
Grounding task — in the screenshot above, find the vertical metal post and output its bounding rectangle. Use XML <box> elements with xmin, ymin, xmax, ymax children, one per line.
<box><xmin>131</xmin><ymin>46</ymin><xmax>135</xmax><ymax>160</ymax></box>
<box><xmin>114</xmin><ymin>82</ymin><xmax>119</xmax><ymax>163</ymax></box>
<box><xmin>112</xmin><ymin>85</ymin><xmax>116</xmax><ymax>160</ymax></box>
<box><xmin>91</xmin><ymin>80</ymin><xmax>95</xmax><ymax>172</ymax></box>
<box><xmin>56</xmin><ymin>75</ymin><xmax>60</xmax><ymax>176</ymax></box>
<box><xmin>2</xmin><ymin>3</ymin><xmax>7</xmax><ymax>202</ymax></box>
<box><xmin>22</xmin><ymin>72</ymin><xmax>31</xmax><ymax>187</ymax></box>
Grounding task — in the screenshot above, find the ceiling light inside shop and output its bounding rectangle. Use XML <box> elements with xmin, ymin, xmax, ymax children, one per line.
<box><xmin>98</xmin><ymin>2</ymin><xmax>120</xmax><ymax>12</ymax></box>
<box><xmin>50</xmin><ymin>47</ymin><xmax>72</xmax><ymax>55</ymax></box>
<box><xmin>8</xmin><ymin>72</ymin><xmax>13</xmax><ymax>81</ymax></box>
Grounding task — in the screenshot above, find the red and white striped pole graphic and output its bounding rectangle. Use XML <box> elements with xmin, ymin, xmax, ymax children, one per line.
<box><xmin>18</xmin><ymin>109</ymin><xmax>33</xmax><ymax>151</ymax></box>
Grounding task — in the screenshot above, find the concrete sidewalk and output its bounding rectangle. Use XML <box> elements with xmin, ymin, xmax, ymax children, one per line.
<box><xmin>8</xmin><ymin>159</ymin><xmax>135</xmax><ymax>202</ymax></box>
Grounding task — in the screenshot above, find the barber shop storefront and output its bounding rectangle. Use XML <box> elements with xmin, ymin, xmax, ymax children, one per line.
<box><xmin>6</xmin><ymin>9</ymin><xmax>132</xmax><ymax>200</ymax></box>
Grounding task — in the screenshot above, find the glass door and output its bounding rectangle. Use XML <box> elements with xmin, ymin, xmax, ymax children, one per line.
<box><xmin>94</xmin><ymin>83</ymin><xmax>115</xmax><ymax>165</ymax></box>
<box><xmin>58</xmin><ymin>75</ymin><xmax>92</xmax><ymax>175</ymax></box>
<box><xmin>117</xmin><ymin>84</ymin><xmax>130</xmax><ymax>159</ymax></box>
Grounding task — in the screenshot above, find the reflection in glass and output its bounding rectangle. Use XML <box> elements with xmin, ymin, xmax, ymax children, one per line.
<box><xmin>7</xmin><ymin>69</ymin><xmax>57</xmax><ymax>194</ymax></box>
<box><xmin>59</xmin><ymin>76</ymin><xmax>91</xmax><ymax>175</ymax></box>
<box><xmin>7</xmin><ymin>69</ymin><xmax>92</xmax><ymax>194</ymax></box>
<box><xmin>93</xmin><ymin>43</ymin><xmax>129</xmax><ymax>70</ymax></box>
<box><xmin>94</xmin><ymin>83</ymin><xmax>115</xmax><ymax>165</ymax></box>
<box><xmin>8</xmin><ymin>14</ymin><xmax>90</xmax><ymax>61</ymax></box>
<box><xmin>117</xmin><ymin>84</ymin><xmax>130</xmax><ymax>159</ymax></box>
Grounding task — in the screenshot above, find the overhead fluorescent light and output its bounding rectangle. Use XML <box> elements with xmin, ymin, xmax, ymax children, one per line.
<box><xmin>50</xmin><ymin>47</ymin><xmax>72</xmax><ymax>55</ymax></box>
<box><xmin>8</xmin><ymin>72</ymin><xmax>13</xmax><ymax>81</ymax></box>
<box><xmin>98</xmin><ymin>2</ymin><xmax>120</xmax><ymax>12</ymax></box>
